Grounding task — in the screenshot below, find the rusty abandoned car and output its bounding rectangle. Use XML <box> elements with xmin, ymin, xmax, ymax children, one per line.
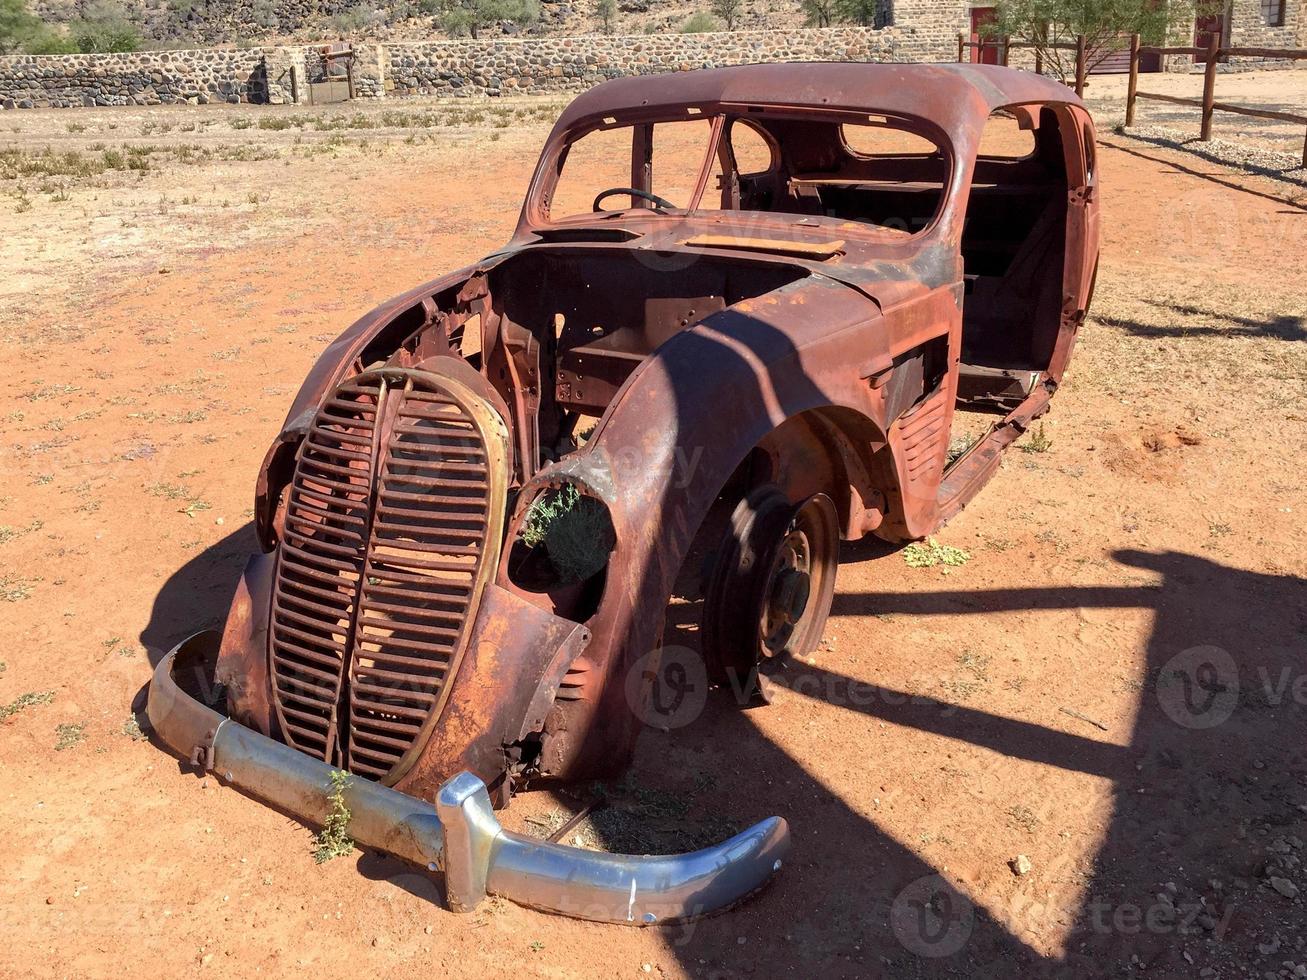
<box><xmin>148</xmin><ymin>62</ymin><xmax>1100</xmax><ymax>923</ymax></box>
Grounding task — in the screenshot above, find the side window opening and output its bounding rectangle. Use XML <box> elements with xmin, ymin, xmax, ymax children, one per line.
<box><xmin>729</xmin><ymin>119</ymin><xmax>774</xmax><ymax>176</ymax></box>
<box><xmin>974</xmin><ymin>110</ymin><xmax>1037</xmax><ymax>160</ymax></box>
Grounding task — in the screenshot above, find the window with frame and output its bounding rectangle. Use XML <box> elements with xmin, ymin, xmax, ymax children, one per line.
<box><xmin>1262</xmin><ymin>0</ymin><xmax>1286</xmax><ymax>27</ymax></box>
<box><xmin>543</xmin><ymin>109</ymin><xmax>950</xmax><ymax>236</ymax></box>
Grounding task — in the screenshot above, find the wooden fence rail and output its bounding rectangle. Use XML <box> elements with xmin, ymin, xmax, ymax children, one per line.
<box><xmin>1126</xmin><ymin>34</ymin><xmax>1307</xmax><ymax>167</ymax></box>
<box><xmin>959</xmin><ymin>31</ymin><xmax>1306</xmax><ymax>167</ymax></box>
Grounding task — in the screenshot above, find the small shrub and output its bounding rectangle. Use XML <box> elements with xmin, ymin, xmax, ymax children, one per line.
<box><xmin>903</xmin><ymin>538</ymin><xmax>970</xmax><ymax>569</ymax></box>
<box><xmin>945</xmin><ymin>432</ymin><xmax>976</xmax><ymax>466</ymax></box>
<box><xmin>1019</xmin><ymin>423</ymin><xmax>1052</xmax><ymax>454</ymax></box>
<box><xmin>0</xmin><ymin>690</ymin><xmax>54</xmax><ymax>720</ymax></box>
<box><xmin>122</xmin><ymin>716</ymin><xmax>148</xmax><ymax>740</ymax></box>
<box><xmin>313</xmin><ymin>769</ymin><xmax>355</xmax><ymax>863</ymax></box>
<box><xmin>330</xmin><ymin>3</ymin><xmax>383</xmax><ymax>32</ymax></box>
<box><xmin>679</xmin><ymin>10</ymin><xmax>719</xmax><ymax>31</ymax></box>
<box><xmin>520</xmin><ymin>483</ymin><xmax>615</xmax><ymax>582</ymax></box>
<box><xmin>68</xmin><ymin>9</ymin><xmax>141</xmax><ymax>54</ymax></box>
<box><xmin>521</xmin><ymin>482</ymin><xmax>579</xmax><ymax>548</ymax></box>
<box><xmin>25</xmin><ymin>31</ymin><xmax>80</xmax><ymax>55</ymax></box>
<box><xmin>55</xmin><ymin>722</ymin><xmax>86</xmax><ymax>750</ymax></box>
<box><xmin>0</xmin><ymin>575</ymin><xmax>35</xmax><ymax>601</ymax></box>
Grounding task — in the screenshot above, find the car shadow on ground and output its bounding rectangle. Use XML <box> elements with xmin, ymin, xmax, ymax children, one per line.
<box><xmin>629</xmin><ymin>547</ymin><xmax>1306</xmax><ymax>977</ymax></box>
<box><xmin>1096</xmin><ymin>300</ymin><xmax>1307</xmax><ymax>342</ymax></box>
<box><xmin>138</xmin><ymin>521</ymin><xmax>259</xmax><ymax>669</ymax></box>
<box><xmin>1099</xmin><ymin>136</ymin><xmax>1307</xmax><ymax>200</ymax></box>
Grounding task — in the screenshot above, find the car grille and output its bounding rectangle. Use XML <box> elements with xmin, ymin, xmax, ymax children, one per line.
<box><xmin>268</xmin><ymin>367</ymin><xmax>509</xmax><ymax>784</ymax></box>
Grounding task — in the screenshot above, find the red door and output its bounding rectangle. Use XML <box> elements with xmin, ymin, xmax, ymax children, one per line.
<box><xmin>970</xmin><ymin>7</ymin><xmax>1000</xmax><ymax>65</ymax></box>
<box><xmin>1194</xmin><ymin>13</ymin><xmax>1224</xmax><ymax>62</ymax></box>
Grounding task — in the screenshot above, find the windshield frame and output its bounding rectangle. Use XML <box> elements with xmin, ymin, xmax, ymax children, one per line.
<box><xmin>523</xmin><ymin>102</ymin><xmax>959</xmax><ymax>244</ymax></box>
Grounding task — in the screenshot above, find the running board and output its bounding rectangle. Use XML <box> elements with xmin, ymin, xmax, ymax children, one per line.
<box><xmin>935</xmin><ymin>380</ymin><xmax>1055</xmax><ymax>526</ymax></box>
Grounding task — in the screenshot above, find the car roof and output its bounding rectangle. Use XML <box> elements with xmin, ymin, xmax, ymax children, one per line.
<box><xmin>552</xmin><ymin>62</ymin><xmax>1083</xmax><ymax>136</ymax></box>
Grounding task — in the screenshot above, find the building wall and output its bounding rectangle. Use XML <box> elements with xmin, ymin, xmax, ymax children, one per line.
<box><xmin>1226</xmin><ymin>0</ymin><xmax>1307</xmax><ymax>64</ymax></box>
<box><xmin>1227</xmin><ymin>0</ymin><xmax>1303</xmax><ymax>48</ymax></box>
<box><xmin>885</xmin><ymin>0</ymin><xmax>974</xmax><ymax>62</ymax></box>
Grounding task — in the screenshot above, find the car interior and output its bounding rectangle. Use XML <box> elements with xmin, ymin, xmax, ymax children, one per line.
<box><xmin>547</xmin><ymin>105</ymin><xmax>1076</xmax><ymax>409</ymax></box>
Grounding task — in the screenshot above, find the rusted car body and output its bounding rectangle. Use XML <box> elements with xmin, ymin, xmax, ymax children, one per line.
<box><xmin>149</xmin><ymin>62</ymin><xmax>1100</xmax><ymax>922</ymax></box>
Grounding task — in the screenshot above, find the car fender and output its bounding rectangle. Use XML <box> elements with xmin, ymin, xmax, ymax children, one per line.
<box><xmin>526</xmin><ymin>275</ymin><xmax>908</xmax><ymax>776</ymax></box>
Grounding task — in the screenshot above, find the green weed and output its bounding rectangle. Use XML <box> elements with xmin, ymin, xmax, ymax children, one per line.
<box><xmin>903</xmin><ymin>538</ymin><xmax>970</xmax><ymax>569</ymax></box>
<box><xmin>313</xmin><ymin>769</ymin><xmax>355</xmax><ymax>863</ymax></box>
<box><xmin>0</xmin><ymin>690</ymin><xmax>55</xmax><ymax>721</ymax></box>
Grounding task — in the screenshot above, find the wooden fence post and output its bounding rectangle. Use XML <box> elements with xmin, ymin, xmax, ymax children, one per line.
<box><xmin>289</xmin><ymin>65</ymin><xmax>299</xmax><ymax>106</ymax></box>
<box><xmin>1200</xmin><ymin>34</ymin><xmax>1220</xmax><ymax>140</ymax></box>
<box><xmin>958</xmin><ymin>33</ymin><xmax>966</xmax><ymax>63</ymax></box>
<box><xmin>1125</xmin><ymin>33</ymin><xmax>1140</xmax><ymax>126</ymax></box>
<box><xmin>1074</xmin><ymin>34</ymin><xmax>1087</xmax><ymax>96</ymax></box>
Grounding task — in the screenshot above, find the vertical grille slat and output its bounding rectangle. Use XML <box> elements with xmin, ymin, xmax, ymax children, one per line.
<box><xmin>268</xmin><ymin>367</ymin><xmax>507</xmax><ymax>786</ymax></box>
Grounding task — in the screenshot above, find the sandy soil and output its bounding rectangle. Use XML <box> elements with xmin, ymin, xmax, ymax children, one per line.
<box><xmin>1</xmin><ymin>93</ymin><xmax>1305</xmax><ymax>978</ymax></box>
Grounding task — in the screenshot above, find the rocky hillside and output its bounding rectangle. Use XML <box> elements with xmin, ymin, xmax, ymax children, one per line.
<box><xmin>29</xmin><ymin>0</ymin><xmax>812</xmax><ymax>47</ymax></box>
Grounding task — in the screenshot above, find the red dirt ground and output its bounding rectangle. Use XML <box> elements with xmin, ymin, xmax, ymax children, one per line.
<box><xmin>1</xmin><ymin>97</ymin><xmax>1305</xmax><ymax>978</ymax></box>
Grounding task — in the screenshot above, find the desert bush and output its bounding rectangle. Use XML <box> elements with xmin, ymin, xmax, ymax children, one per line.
<box><xmin>710</xmin><ymin>0</ymin><xmax>740</xmax><ymax>29</ymax></box>
<box><xmin>431</xmin><ymin>0</ymin><xmax>540</xmax><ymax>38</ymax></box>
<box><xmin>63</xmin><ymin>2</ymin><xmax>141</xmax><ymax>53</ymax></box>
<box><xmin>679</xmin><ymin>10</ymin><xmax>718</xmax><ymax>31</ymax></box>
<box><xmin>798</xmin><ymin>0</ymin><xmax>835</xmax><ymax>27</ymax></box>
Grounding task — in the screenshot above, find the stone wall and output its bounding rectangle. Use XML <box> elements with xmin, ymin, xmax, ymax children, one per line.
<box><xmin>1</xmin><ymin>26</ymin><xmax>924</xmax><ymax>108</ymax></box>
<box><xmin>885</xmin><ymin>0</ymin><xmax>972</xmax><ymax>63</ymax></box>
<box><xmin>0</xmin><ymin>47</ymin><xmax>282</xmax><ymax>108</ymax></box>
<box><xmin>1227</xmin><ymin>0</ymin><xmax>1307</xmax><ymax>65</ymax></box>
<box><xmin>383</xmin><ymin>28</ymin><xmax>899</xmax><ymax>97</ymax></box>
<box><xmin>1229</xmin><ymin>0</ymin><xmax>1305</xmax><ymax>49</ymax></box>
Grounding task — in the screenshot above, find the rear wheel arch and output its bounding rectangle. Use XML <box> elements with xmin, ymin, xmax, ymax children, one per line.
<box><xmin>752</xmin><ymin>407</ymin><xmax>904</xmax><ymax>542</ymax></box>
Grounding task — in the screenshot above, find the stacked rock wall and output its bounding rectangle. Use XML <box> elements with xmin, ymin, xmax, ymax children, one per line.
<box><xmin>0</xmin><ymin>47</ymin><xmax>278</xmax><ymax>108</ymax></box>
<box><xmin>383</xmin><ymin>27</ymin><xmax>899</xmax><ymax>97</ymax></box>
<box><xmin>0</xmin><ymin>26</ymin><xmax>946</xmax><ymax>109</ymax></box>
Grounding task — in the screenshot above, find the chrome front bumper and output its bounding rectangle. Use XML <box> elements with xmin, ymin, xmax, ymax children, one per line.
<box><xmin>147</xmin><ymin>632</ymin><xmax>791</xmax><ymax>925</ymax></box>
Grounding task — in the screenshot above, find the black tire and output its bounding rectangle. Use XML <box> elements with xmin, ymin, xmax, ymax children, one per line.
<box><xmin>701</xmin><ymin>485</ymin><xmax>839</xmax><ymax>703</ymax></box>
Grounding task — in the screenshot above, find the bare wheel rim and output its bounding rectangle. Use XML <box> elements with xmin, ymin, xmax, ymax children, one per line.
<box><xmin>758</xmin><ymin>494</ymin><xmax>838</xmax><ymax>662</ymax></box>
